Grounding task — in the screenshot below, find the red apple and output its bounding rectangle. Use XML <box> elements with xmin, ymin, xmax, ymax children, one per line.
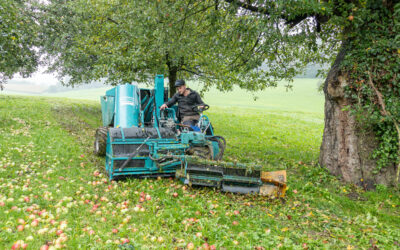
<box><xmin>31</xmin><ymin>219</ymin><xmax>39</xmax><ymax>227</ymax></box>
<box><xmin>17</xmin><ymin>225</ymin><xmax>24</xmax><ymax>231</ymax></box>
<box><xmin>11</xmin><ymin>241</ymin><xmax>21</xmax><ymax>250</ymax></box>
<box><xmin>187</xmin><ymin>242</ymin><xmax>194</xmax><ymax>250</ymax></box>
<box><xmin>202</xmin><ymin>243</ymin><xmax>210</xmax><ymax>250</ymax></box>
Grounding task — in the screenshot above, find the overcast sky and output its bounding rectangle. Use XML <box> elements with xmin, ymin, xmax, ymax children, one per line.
<box><xmin>11</xmin><ymin>66</ymin><xmax>59</xmax><ymax>86</ymax></box>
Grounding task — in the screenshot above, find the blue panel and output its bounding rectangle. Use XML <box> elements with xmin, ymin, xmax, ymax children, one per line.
<box><xmin>155</xmin><ymin>75</ymin><xmax>164</xmax><ymax>119</ymax></box>
<box><xmin>105</xmin><ymin>87</ymin><xmax>115</xmax><ymax>97</ymax></box>
<box><xmin>100</xmin><ymin>95</ymin><xmax>115</xmax><ymax>127</ymax></box>
<box><xmin>114</xmin><ymin>84</ymin><xmax>140</xmax><ymax>128</ymax></box>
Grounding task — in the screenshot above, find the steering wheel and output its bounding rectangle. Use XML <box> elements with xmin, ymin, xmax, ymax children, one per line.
<box><xmin>192</xmin><ymin>104</ymin><xmax>210</xmax><ymax>112</ymax></box>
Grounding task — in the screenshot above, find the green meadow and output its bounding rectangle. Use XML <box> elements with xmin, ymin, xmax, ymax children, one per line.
<box><xmin>0</xmin><ymin>79</ymin><xmax>399</xmax><ymax>249</ymax></box>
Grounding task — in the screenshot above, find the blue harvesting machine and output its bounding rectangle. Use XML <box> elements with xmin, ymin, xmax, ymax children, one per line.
<box><xmin>94</xmin><ymin>75</ymin><xmax>287</xmax><ymax>195</ymax></box>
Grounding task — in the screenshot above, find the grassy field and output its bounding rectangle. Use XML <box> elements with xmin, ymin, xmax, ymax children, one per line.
<box><xmin>3</xmin><ymin>78</ymin><xmax>324</xmax><ymax>113</ymax></box>
<box><xmin>0</xmin><ymin>81</ymin><xmax>399</xmax><ymax>249</ymax></box>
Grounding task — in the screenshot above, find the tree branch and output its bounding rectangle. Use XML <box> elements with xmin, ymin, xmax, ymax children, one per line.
<box><xmin>172</xmin><ymin>4</ymin><xmax>215</xmax><ymax>25</ymax></box>
<box><xmin>180</xmin><ymin>68</ymin><xmax>205</xmax><ymax>77</ymax></box>
<box><xmin>367</xmin><ymin>72</ymin><xmax>388</xmax><ymax>116</ymax></box>
<box><xmin>230</xmin><ymin>32</ymin><xmax>262</xmax><ymax>69</ymax></box>
<box><xmin>225</xmin><ymin>0</ymin><xmax>270</xmax><ymax>14</ymax></box>
<box><xmin>224</xmin><ymin>0</ymin><xmax>330</xmax><ymax>29</ymax></box>
<box><xmin>107</xmin><ymin>17</ymin><xmax>119</xmax><ymax>25</ymax></box>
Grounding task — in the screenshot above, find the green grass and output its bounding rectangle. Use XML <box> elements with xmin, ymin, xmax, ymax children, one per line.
<box><xmin>202</xmin><ymin>78</ymin><xmax>324</xmax><ymax>114</ymax></box>
<box><xmin>208</xmin><ymin>107</ymin><xmax>322</xmax><ymax>167</ymax></box>
<box><xmin>41</xmin><ymin>88</ymin><xmax>111</xmax><ymax>101</ymax></box>
<box><xmin>0</xmin><ymin>89</ymin><xmax>399</xmax><ymax>249</ymax></box>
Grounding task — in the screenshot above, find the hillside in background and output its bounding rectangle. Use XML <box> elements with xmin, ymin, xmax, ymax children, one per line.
<box><xmin>2</xmin><ymin>78</ymin><xmax>324</xmax><ymax>115</ymax></box>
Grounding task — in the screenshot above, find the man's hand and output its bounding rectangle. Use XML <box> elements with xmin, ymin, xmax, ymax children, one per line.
<box><xmin>160</xmin><ymin>104</ymin><xmax>168</xmax><ymax>110</ymax></box>
<box><xmin>198</xmin><ymin>105</ymin><xmax>204</xmax><ymax>110</ymax></box>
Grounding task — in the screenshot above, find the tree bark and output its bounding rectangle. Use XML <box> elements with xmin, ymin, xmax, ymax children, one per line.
<box><xmin>168</xmin><ymin>67</ymin><xmax>177</xmax><ymax>97</ymax></box>
<box><xmin>165</xmin><ymin>52</ymin><xmax>178</xmax><ymax>97</ymax></box>
<box><xmin>319</xmin><ymin>45</ymin><xmax>399</xmax><ymax>189</ymax></box>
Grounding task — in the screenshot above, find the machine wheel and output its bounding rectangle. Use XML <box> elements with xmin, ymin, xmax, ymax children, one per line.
<box><xmin>94</xmin><ymin>126</ymin><xmax>108</xmax><ymax>156</ymax></box>
<box><xmin>208</xmin><ymin>136</ymin><xmax>226</xmax><ymax>161</ymax></box>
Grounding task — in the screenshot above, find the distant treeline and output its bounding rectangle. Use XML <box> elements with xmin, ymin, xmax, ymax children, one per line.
<box><xmin>7</xmin><ymin>64</ymin><xmax>325</xmax><ymax>93</ymax></box>
<box><xmin>296</xmin><ymin>64</ymin><xmax>327</xmax><ymax>78</ymax></box>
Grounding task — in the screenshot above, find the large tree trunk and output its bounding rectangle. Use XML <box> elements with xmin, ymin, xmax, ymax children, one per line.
<box><xmin>319</xmin><ymin>46</ymin><xmax>399</xmax><ymax>189</ymax></box>
<box><xmin>165</xmin><ymin>52</ymin><xmax>178</xmax><ymax>97</ymax></box>
<box><xmin>168</xmin><ymin>67</ymin><xmax>177</xmax><ymax>97</ymax></box>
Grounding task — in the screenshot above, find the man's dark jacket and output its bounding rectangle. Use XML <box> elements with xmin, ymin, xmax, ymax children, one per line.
<box><xmin>165</xmin><ymin>88</ymin><xmax>205</xmax><ymax>118</ymax></box>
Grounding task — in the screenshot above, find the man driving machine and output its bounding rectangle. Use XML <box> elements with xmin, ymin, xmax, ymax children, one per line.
<box><xmin>160</xmin><ymin>79</ymin><xmax>206</xmax><ymax>127</ymax></box>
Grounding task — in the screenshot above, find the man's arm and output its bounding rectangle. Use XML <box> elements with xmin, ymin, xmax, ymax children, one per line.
<box><xmin>161</xmin><ymin>93</ymin><xmax>178</xmax><ymax>110</ymax></box>
<box><xmin>195</xmin><ymin>92</ymin><xmax>205</xmax><ymax>106</ymax></box>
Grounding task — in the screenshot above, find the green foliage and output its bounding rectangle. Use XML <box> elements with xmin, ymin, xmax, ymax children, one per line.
<box><xmin>340</xmin><ymin>1</ymin><xmax>400</xmax><ymax>171</ymax></box>
<box><xmin>39</xmin><ymin>0</ymin><xmax>336</xmax><ymax>93</ymax></box>
<box><xmin>371</xmin><ymin>122</ymin><xmax>398</xmax><ymax>173</ymax></box>
<box><xmin>0</xmin><ymin>0</ymin><xmax>39</xmax><ymax>84</ymax></box>
<box><xmin>0</xmin><ymin>95</ymin><xmax>399</xmax><ymax>248</ymax></box>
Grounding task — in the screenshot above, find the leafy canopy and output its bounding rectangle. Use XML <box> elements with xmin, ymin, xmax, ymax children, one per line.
<box><xmin>341</xmin><ymin>1</ymin><xmax>400</xmax><ymax>171</ymax></box>
<box><xmin>0</xmin><ymin>0</ymin><xmax>39</xmax><ymax>85</ymax></box>
<box><xmin>40</xmin><ymin>0</ymin><xmax>335</xmax><ymax>93</ymax></box>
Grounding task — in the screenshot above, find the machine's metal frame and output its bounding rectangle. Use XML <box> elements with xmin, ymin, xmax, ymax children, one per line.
<box><xmin>96</xmin><ymin>75</ymin><xmax>287</xmax><ymax>195</ymax></box>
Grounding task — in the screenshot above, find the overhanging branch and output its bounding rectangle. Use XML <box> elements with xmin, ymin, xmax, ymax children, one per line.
<box><xmin>224</xmin><ymin>0</ymin><xmax>330</xmax><ymax>29</ymax></box>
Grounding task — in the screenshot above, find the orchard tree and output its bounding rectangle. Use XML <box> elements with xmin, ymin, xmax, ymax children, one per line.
<box><xmin>39</xmin><ymin>0</ymin><xmax>318</xmax><ymax>96</ymax></box>
<box><xmin>222</xmin><ymin>0</ymin><xmax>400</xmax><ymax>187</ymax></box>
<box><xmin>0</xmin><ymin>0</ymin><xmax>39</xmax><ymax>88</ymax></box>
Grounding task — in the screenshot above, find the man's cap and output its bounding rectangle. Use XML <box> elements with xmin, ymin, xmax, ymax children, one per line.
<box><xmin>174</xmin><ymin>79</ymin><xmax>185</xmax><ymax>87</ymax></box>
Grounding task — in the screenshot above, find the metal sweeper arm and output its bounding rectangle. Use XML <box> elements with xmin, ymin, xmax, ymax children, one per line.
<box><xmin>260</xmin><ymin>170</ymin><xmax>287</xmax><ymax>197</ymax></box>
